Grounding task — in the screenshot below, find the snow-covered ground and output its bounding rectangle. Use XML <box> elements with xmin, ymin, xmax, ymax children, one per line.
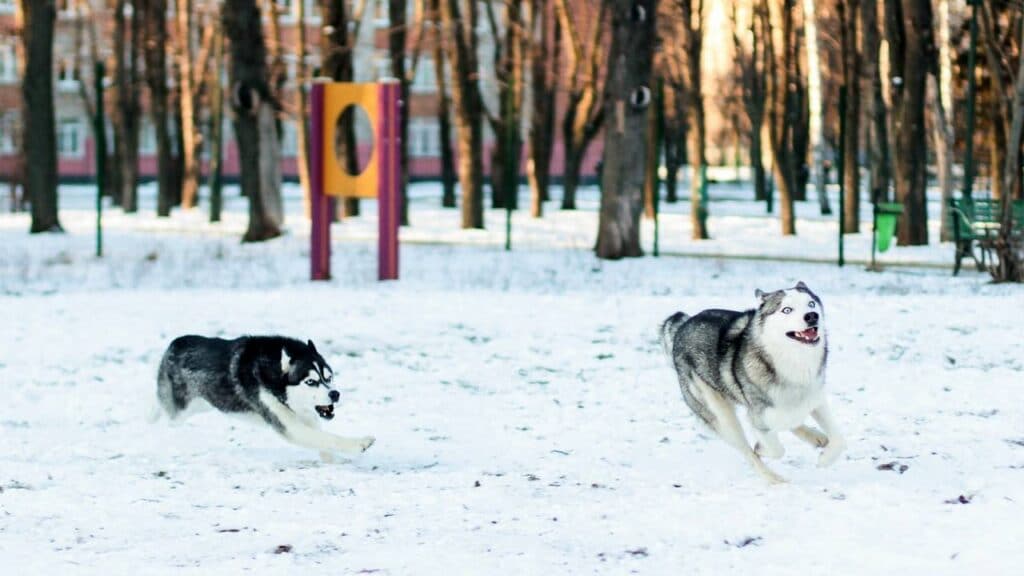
<box><xmin>1</xmin><ymin>184</ymin><xmax>1022</xmax><ymax>574</ymax></box>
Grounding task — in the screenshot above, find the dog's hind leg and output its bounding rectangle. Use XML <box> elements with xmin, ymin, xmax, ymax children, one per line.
<box><xmin>259</xmin><ymin>390</ymin><xmax>375</xmax><ymax>455</ymax></box>
<box><xmin>690</xmin><ymin>377</ymin><xmax>787</xmax><ymax>484</ymax></box>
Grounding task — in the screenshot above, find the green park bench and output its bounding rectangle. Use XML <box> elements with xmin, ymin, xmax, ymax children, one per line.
<box><xmin>948</xmin><ymin>197</ymin><xmax>1024</xmax><ymax>276</ymax></box>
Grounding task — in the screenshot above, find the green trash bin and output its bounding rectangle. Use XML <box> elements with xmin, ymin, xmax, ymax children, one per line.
<box><xmin>875</xmin><ymin>203</ymin><xmax>904</xmax><ymax>253</ymax></box>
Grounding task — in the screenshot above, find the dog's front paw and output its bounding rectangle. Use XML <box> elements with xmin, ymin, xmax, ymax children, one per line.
<box><xmin>359</xmin><ymin>436</ymin><xmax>376</xmax><ymax>452</ymax></box>
<box><xmin>817</xmin><ymin>437</ymin><xmax>846</xmax><ymax>468</ymax></box>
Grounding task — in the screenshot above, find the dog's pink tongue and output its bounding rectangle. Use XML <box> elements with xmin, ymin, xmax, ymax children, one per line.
<box><xmin>802</xmin><ymin>327</ymin><xmax>818</xmax><ymax>339</ymax></box>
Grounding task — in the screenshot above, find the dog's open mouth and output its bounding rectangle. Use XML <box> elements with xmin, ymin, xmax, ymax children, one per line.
<box><xmin>786</xmin><ymin>326</ymin><xmax>820</xmax><ymax>344</ymax></box>
<box><xmin>315</xmin><ymin>404</ymin><xmax>335</xmax><ymax>420</ymax></box>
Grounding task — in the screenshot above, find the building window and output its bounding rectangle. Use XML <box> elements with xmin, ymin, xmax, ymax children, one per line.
<box><xmin>373</xmin><ymin>0</ymin><xmax>389</xmax><ymax>26</ymax></box>
<box><xmin>57</xmin><ymin>60</ymin><xmax>80</xmax><ymax>91</ymax></box>
<box><xmin>57</xmin><ymin>118</ymin><xmax>84</xmax><ymax>158</ymax></box>
<box><xmin>0</xmin><ymin>42</ymin><xmax>16</xmax><ymax>84</ymax></box>
<box><xmin>0</xmin><ymin>0</ymin><xmax>16</xmax><ymax>14</ymax></box>
<box><xmin>374</xmin><ymin>51</ymin><xmax>392</xmax><ymax>80</ymax></box>
<box><xmin>409</xmin><ymin>118</ymin><xmax>440</xmax><ymax>158</ymax></box>
<box><xmin>410</xmin><ymin>56</ymin><xmax>435</xmax><ymax>94</ymax></box>
<box><xmin>0</xmin><ymin>111</ymin><xmax>18</xmax><ymax>154</ymax></box>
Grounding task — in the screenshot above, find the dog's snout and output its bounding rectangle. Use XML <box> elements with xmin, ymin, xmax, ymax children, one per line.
<box><xmin>328</xmin><ymin>390</ymin><xmax>340</xmax><ymax>402</ymax></box>
<box><xmin>804</xmin><ymin>311</ymin><xmax>819</xmax><ymax>324</ymax></box>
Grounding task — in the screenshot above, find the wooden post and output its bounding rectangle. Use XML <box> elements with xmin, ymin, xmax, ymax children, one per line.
<box><xmin>311</xmin><ymin>83</ymin><xmax>331</xmax><ymax>281</ymax></box>
<box><xmin>378</xmin><ymin>80</ymin><xmax>401</xmax><ymax>280</ymax></box>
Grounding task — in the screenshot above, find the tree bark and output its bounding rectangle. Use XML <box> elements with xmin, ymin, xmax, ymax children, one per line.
<box><xmin>555</xmin><ymin>0</ymin><xmax>606</xmax><ymax>210</ymax></box>
<box><xmin>209</xmin><ymin>24</ymin><xmax>224</xmax><ymax>223</ymax></box>
<box><xmin>224</xmin><ymin>0</ymin><xmax>283</xmax><ymax>241</ymax></box>
<box><xmin>803</xmin><ymin>0</ymin><xmax>830</xmax><ymax>215</ymax></box>
<box><xmin>525</xmin><ymin>0</ymin><xmax>557</xmax><ymax>218</ymax></box>
<box><xmin>295</xmin><ymin>0</ymin><xmax>311</xmax><ymax>216</ymax></box>
<box><xmin>762</xmin><ymin>0</ymin><xmax>796</xmax><ymax>235</ymax></box>
<box><xmin>321</xmin><ymin>0</ymin><xmax>364</xmax><ymax>219</ymax></box>
<box><xmin>177</xmin><ymin>0</ymin><xmax>201</xmax><ymax>209</ymax></box>
<box><xmin>892</xmin><ymin>0</ymin><xmax>930</xmax><ymax>246</ymax></box>
<box><xmin>113</xmin><ymin>0</ymin><xmax>142</xmax><ymax>212</ymax></box>
<box><xmin>862</xmin><ymin>0</ymin><xmax>890</xmax><ymax>205</ymax></box>
<box><xmin>840</xmin><ymin>0</ymin><xmax>859</xmax><ymax>233</ymax></box>
<box><xmin>20</xmin><ymin>0</ymin><xmax>61</xmax><ymax>233</ymax></box>
<box><xmin>681</xmin><ymin>0</ymin><xmax>708</xmax><ymax>239</ymax></box>
<box><xmin>429</xmin><ymin>0</ymin><xmax>457</xmax><ymax>208</ymax></box>
<box><xmin>140</xmin><ymin>0</ymin><xmax>174</xmax><ymax>217</ymax></box>
<box><xmin>595</xmin><ymin>0</ymin><xmax>656</xmax><ymax>259</ymax></box>
<box><xmin>440</xmin><ymin>0</ymin><xmax>484</xmax><ymax>228</ymax></box>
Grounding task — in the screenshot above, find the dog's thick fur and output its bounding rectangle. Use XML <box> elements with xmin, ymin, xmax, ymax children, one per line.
<box><xmin>661</xmin><ymin>282</ymin><xmax>845</xmax><ymax>483</ymax></box>
<box><xmin>155</xmin><ymin>335</ymin><xmax>374</xmax><ymax>460</ymax></box>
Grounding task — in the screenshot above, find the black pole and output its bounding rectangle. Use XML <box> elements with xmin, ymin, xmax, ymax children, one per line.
<box><xmin>94</xmin><ymin>61</ymin><xmax>105</xmax><ymax>258</ymax></box>
<box><xmin>838</xmin><ymin>84</ymin><xmax>846</xmax><ymax>268</ymax></box>
<box><xmin>962</xmin><ymin>0</ymin><xmax>980</xmax><ymax>201</ymax></box>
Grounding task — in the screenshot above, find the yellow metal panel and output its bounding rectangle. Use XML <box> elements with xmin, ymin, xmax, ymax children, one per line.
<box><xmin>322</xmin><ymin>83</ymin><xmax>379</xmax><ymax>198</ymax></box>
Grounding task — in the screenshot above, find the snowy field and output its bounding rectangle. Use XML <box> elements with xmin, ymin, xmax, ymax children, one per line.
<box><xmin>2</xmin><ymin>184</ymin><xmax>1023</xmax><ymax>574</ymax></box>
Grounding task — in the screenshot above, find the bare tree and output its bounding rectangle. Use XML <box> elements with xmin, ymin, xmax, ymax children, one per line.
<box><xmin>483</xmin><ymin>0</ymin><xmax>524</xmax><ymax>211</ymax></box>
<box><xmin>426</xmin><ymin>0</ymin><xmax>457</xmax><ymax>208</ymax></box>
<box><xmin>862</xmin><ymin>0</ymin><xmax>890</xmax><ymax>207</ymax></box>
<box><xmin>595</xmin><ymin>0</ymin><xmax>656</xmax><ymax>259</ymax></box>
<box><xmin>524</xmin><ymin>0</ymin><xmax>558</xmax><ymax>218</ymax></box>
<box><xmin>440</xmin><ymin>0</ymin><xmax>485</xmax><ymax>228</ymax></box>
<box><xmin>888</xmin><ymin>0</ymin><xmax>931</xmax><ymax>245</ymax></box>
<box><xmin>679</xmin><ymin>0</ymin><xmax>708</xmax><ymax>239</ymax></box>
<box><xmin>294</xmin><ymin>0</ymin><xmax>311</xmax><ymax>215</ymax></box>
<box><xmin>760</xmin><ymin>0</ymin><xmax>798</xmax><ymax>235</ymax></box>
<box><xmin>139</xmin><ymin>0</ymin><xmax>174</xmax><ymax>217</ymax></box>
<box><xmin>19</xmin><ymin>0</ymin><xmax>61</xmax><ymax>232</ymax></box>
<box><xmin>554</xmin><ymin>0</ymin><xmax>606</xmax><ymax>210</ymax></box>
<box><xmin>177</xmin><ymin>0</ymin><xmax>216</xmax><ymax>209</ymax></box>
<box><xmin>224</xmin><ymin>0</ymin><xmax>283</xmax><ymax>241</ymax></box>
<box><xmin>735</xmin><ymin>0</ymin><xmax>766</xmax><ymax>206</ymax></box>
<box><xmin>112</xmin><ymin>0</ymin><xmax>143</xmax><ymax>212</ymax></box>
<box><xmin>803</xmin><ymin>0</ymin><xmax>830</xmax><ymax>215</ymax></box>
<box><xmin>839</xmin><ymin>0</ymin><xmax>859</xmax><ymax>233</ymax></box>
<box><xmin>992</xmin><ymin>15</ymin><xmax>1024</xmax><ymax>282</ymax></box>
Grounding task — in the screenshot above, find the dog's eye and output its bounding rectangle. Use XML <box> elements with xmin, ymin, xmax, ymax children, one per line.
<box><xmin>782</xmin><ymin>307</ymin><xmax>793</xmax><ymax>314</ymax></box>
<box><xmin>808</xmin><ymin>301</ymin><xmax>816</xmax><ymax>308</ymax></box>
<box><xmin>305</xmin><ymin>379</ymin><xmax>318</xmax><ymax>387</ymax></box>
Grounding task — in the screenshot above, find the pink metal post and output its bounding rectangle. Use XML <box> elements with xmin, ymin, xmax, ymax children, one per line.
<box><xmin>310</xmin><ymin>83</ymin><xmax>331</xmax><ymax>281</ymax></box>
<box><xmin>377</xmin><ymin>81</ymin><xmax>401</xmax><ymax>281</ymax></box>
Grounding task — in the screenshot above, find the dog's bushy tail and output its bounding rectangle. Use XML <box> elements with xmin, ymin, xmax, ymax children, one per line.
<box><xmin>660</xmin><ymin>311</ymin><xmax>689</xmax><ymax>359</ymax></box>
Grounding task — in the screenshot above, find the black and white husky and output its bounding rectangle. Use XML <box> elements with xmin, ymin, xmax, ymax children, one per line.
<box><xmin>661</xmin><ymin>282</ymin><xmax>845</xmax><ymax>483</ymax></box>
<box><xmin>155</xmin><ymin>336</ymin><xmax>375</xmax><ymax>460</ymax></box>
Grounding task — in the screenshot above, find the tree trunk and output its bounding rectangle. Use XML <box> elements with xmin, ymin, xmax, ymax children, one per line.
<box><xmin>429</xmin><ymin>0</ymin><xmax>457</xmax><ymax>208</ymax></box>
<box><xmin>224</xmin><ymin>0</ymin><xmax>282</xmax><ymax>241</ymax></box>
<box><xmin>526</xmin><ymin>0</ymin><xmax>557</xmax><ymax>218</ymax></box>
<box><xmin>113</xmin><ymin>0</ymin><xmax>142</xmax><ymax>213</ymax></box>
<box><xmin>643</xmin><ymin>84</ymin><xmax>658</xmax><ymax>220</ymax></box>
<box><xmin>556</xmin><ymin>0</ymin><xmax>605</xmax><ymax>211</ymax></box>
<box><xmin>928</xmin><ymin>75</ymin><xmax>954</xmax><ymax>241</ymax></box>
<box><xmin>893</xmin><ymin>0</ymin><xmax>930</xmax><ymax>246</ymax></box>
<box><xmin>682</xmin><ymin>0</ymin><xmax>708</xmax><ymax>239</ymax></box>
<box><xmin>992</xmin><ymin>16</ymin><xmax>1024</xmax><ymax>282</ymax></box>
<box><xmin>177</xmin><ymin>0</ymin><xmax>201</xmax><ymax>209</ymax></box>
<box><xmin>803</xmin><ymin>0</ymin><xmax>830</xmax><ymax>215</ymax></box>
<box><xmin>389</xmin><ymin>0</ymin><xmax>410</xmax><ymax>225</ymax></box>
<box><xmin>862</xmin><ymin>0</ymin><xmax>890</xmax><ymax>205</ymax></box>
<box><xmin>440</xmin><ymin>0</ymin><xmax>484</xmax><ymax>229</ymax></box>
<box><xmin>295</xmin><ymin>0</ymin><xmax>311</xmax><ymax>216</ymax></box>
<box><xmin>595</xmin><ymin>0</ymin><xmax>656</xmax><ymax>259</ymax></box>
<box><xmin>209</xmin><ymin>25</ymin><xmax>224</xmax><ymax>223</ymax></box>
<box><xmin>140</xmin><ymin>0</ymin><xmax>174</xmax><ymax>217</ymax></box>
<box><xmin>20</xmin><ymin>0</ymin><xmax>61</xmax><ymax>233</ymax></box>
<box><xmin>840</xmin><ymin>0</ymin><xmax>859</xmax><ymax>233</ymax></box>
<box><xmin>762</xmin><ymin>0</ymin><xmax>795</xmax><ymax>235</ymax></box>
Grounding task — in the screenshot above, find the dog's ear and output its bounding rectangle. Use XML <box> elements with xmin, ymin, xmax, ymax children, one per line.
<box><xmin>280</xmin><ymin>349</ymin><xmax>292</xmax><ymax>375</ymax></box>
<box><xmin>795</xmin><ymin>280</ymin><xmax>808</xmax><ymax>290</ymax></box>
<box><xmin>307</xmin><ymin>339</ymin><xmax>317</xmax><ymax>354</ymax></box>
<box><xmin>755</xmin><ymin>288</ymin><xmax>766</xmax><ymax>301</ymax></box>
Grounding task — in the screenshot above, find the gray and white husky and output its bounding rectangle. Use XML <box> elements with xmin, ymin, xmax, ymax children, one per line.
<box><xmin>661</xmin><ymin>282</ymin><xmax>845</xmax><ymax>483</ymax></box>
<box><xmin>155</xmin><ymin>335</ymin><xmax>375</xmax><ymax>461</ymax></box>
